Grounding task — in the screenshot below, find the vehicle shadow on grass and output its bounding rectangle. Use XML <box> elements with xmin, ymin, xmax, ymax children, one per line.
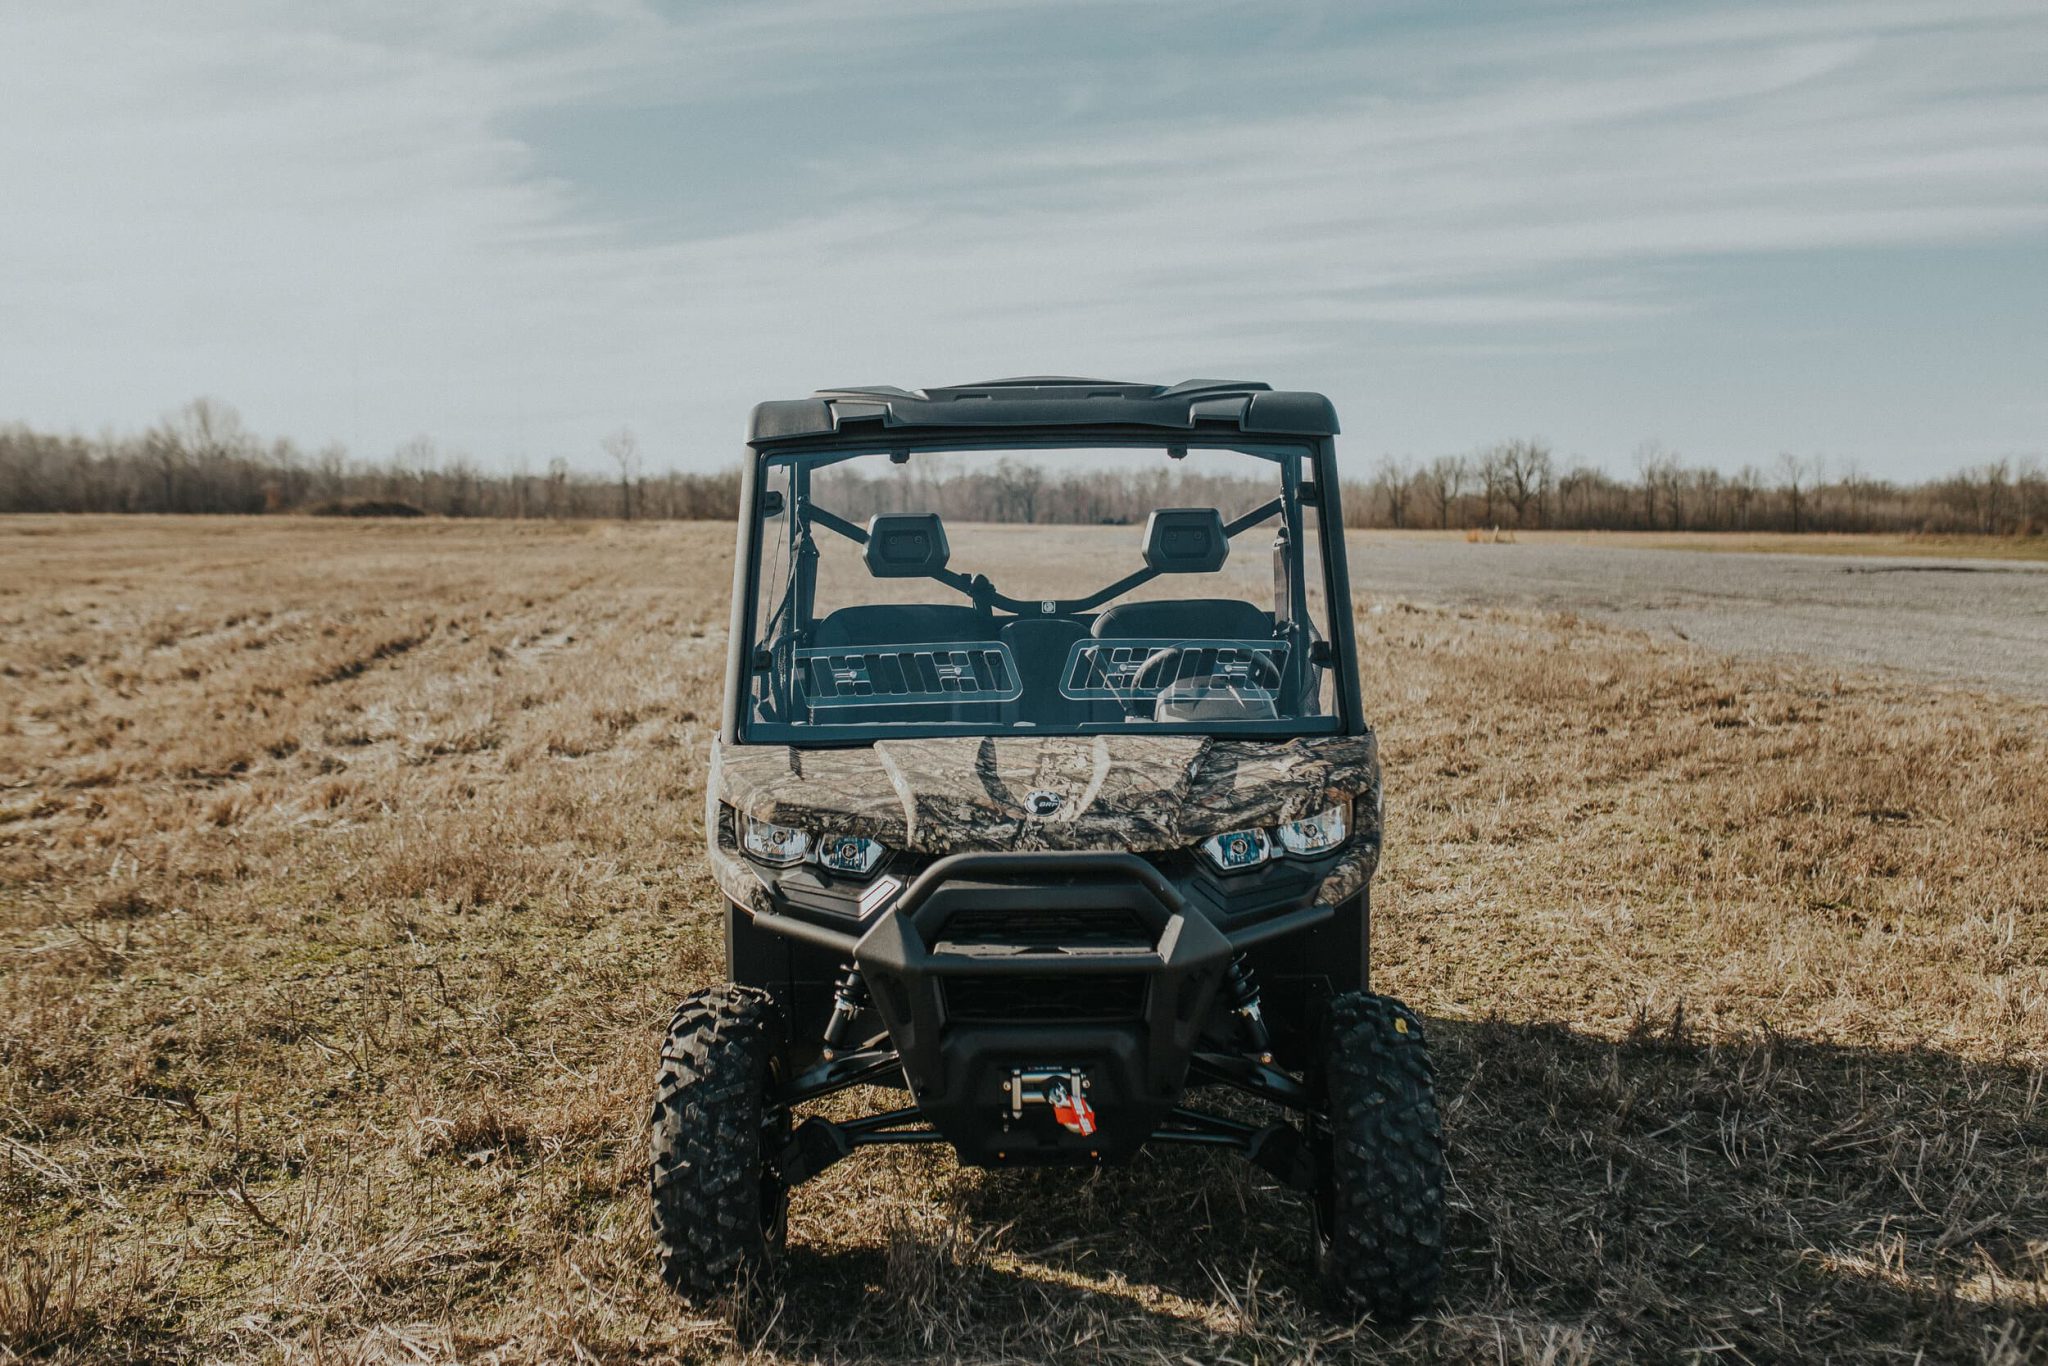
<box><xmin>759</xmin><ymin>1018</ymin><xmax>2048</xmax><ymax>1363</ymax></box>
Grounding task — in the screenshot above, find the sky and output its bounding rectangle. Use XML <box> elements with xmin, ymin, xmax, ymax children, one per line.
<box><xmin>2</xmin><ymin>0</ymin><xmax>2044</xmax><ymax>479</ymax></box>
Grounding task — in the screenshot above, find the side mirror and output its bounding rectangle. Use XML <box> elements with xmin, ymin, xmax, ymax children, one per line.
<box><xmin>760</xmin><ymin>490</ymin><xmax>786</xmax><ymax>518</ymax></box>
<box><xmin>1142</xmin><ymin>508</ymin><xmax>1229</xmax><ymax>573</ymax></box>
<box><xmin>1308</xmin><ymin>639</ymin><xmax>1335</xmax><ymax>667</ymax></box>
<box><xmin>865</xmin><ymin>513</ymin><xmax>951</xmax><ymax>578</ymax></box>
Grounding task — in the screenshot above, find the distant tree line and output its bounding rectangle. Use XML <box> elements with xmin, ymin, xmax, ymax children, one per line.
<box><xmin>0</xmin><ymin>400</ymin><xmax>738</xmax><ymax>521</ymax></box>
<box><xmin>1350</xmin><ymin>439</ymin><xmax>2046</xmax><ymax>536</ymax></box>
<box><xmin>810</xmin><ymin>457</ymin><xmax>1272</xmax><ymax>527</ymax></box>
<box><xmin>2</xmin><ymin>400</ymin><xmax>2041</xmax><ymax>536</ymax></box>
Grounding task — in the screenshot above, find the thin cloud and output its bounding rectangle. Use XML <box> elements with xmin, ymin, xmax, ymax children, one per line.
<box><xmin>0</xmin><ymin>0</ymin><xmax>2042</xmax><ymax>475</ymax></box>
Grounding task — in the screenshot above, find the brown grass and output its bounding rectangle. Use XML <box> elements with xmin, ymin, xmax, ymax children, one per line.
<box><xmin>2</xmin><ymin>515</ymin><xmax>2044</xmax><ymax>1363</ymax></box>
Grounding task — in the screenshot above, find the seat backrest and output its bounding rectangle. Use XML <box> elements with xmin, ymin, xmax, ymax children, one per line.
<box><xmin>1089</xmin><ymin>599</ymin><xmax>1280</xmax><ymax>722</ymax></box>
<box><xmin>1091</xmin><ymin>598</ymin><xmax>1274</xmax><ymax>643</ymax></box>
<box><xmin>803</xmin><ymin>604</ymin><xmax>999</xmax><ymax>725</ymax></box>
<box><xmin>812</xmin><ymin>603</ymin><xmax>991</xmax><ymax>648</ymax></box>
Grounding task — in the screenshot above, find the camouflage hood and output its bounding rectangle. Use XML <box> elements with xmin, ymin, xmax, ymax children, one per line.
<box><xmin>709</xmin><ymin>732</ymin><xmax>1380</xmax><ymax>855</ymax></box>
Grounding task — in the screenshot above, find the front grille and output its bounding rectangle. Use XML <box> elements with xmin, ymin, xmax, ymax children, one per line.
<box><xmin>932</xmin><ymin>907</ymin><xmax>1153</xmax><ymax>956</ymax></box>
<box><xmin>942</xmin><ymin>973</ymin><xmax>1147</xmax><ymax>1023</ymax></box>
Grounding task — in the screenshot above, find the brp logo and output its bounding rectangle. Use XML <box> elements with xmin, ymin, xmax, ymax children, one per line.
<box><xmin>1025</xmin><ymin>789</ymin><xmax>1062</xmax><ymax>817</ymax></box>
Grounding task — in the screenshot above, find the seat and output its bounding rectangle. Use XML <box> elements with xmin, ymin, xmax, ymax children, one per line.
<box><xmin>805</xmin><ymin>604</ymin><xmax>1001</xmax><ymax>725</ymax></box>
<box><xmin>1090</xmin><ymin>599</ymin><xmax>1279</xmax><ymax>721</ymax></box>
<box><xmin>998</xmin><ymin>617</ymin><xmax>1096</xmax><ymax>727</ymax></box>
<box><xmin>1090</xmin><ymin>598</ymin><xmax>1274</xmax><ymax>643</ymax></box>
<box><xmin>812</xmin><ymin>603</ymin><xmax>991</xmax><ymax>648</ymax></box>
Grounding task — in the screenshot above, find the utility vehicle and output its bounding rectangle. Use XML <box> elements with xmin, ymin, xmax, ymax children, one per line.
<box><xmin>652</xmin><ymin>378</ymin><xmax>1443</xmax><ymax>1321</ymax></box>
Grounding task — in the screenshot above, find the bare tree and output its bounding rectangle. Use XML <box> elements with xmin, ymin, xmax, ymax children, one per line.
<box><xmin>166</xmin><ymin>397</ymin><xmax>249</xmax><ymax>462</ymax></box>
<box><xmin>445</xmin><ymin>454</ymin><xmax>480</xmax><ymax>518</ymax></box>
<box><xmin>1775</xmin><ymin>452</ymin><xmax>1816</xmax><ymax>533</ymax></box>
<box><xmin>1729</xmin><ymin>465</ymin><xmax>1762</xmax><ymax>530</ymax></box>
<box><xmin>544</xmin><ymin>457</ymin><xmax>569</xmax><ymax>519</ymax></box>
<box><xmin>1929</xmin><ymin>459</ymin><xmax>2012</xmax><ymax>536</ymax></box>
<box><xmin>313</xmin><ymin>443</ymin><xmax>348</xmax><ymax>502</ymax></box>
<box><xmin>1688</xmin><ymin>467</ymin><xmax>1723</xmax><ymax>531</ymax></box>
<box><xmin>1838</xmin><ymin>458</ymin><xmax>1870</xmax><ymax>533</ymax></box>
<box><xmin>143</xmin><ymin>426</ymin><xmax>181</xmax><ymax>511</ymax></box>
<box><xmin>990</xmin><ymin>458</ymin><xmax>1044</xmax><ymax>521</ymax></box>
<box><xmin>1491</xmin><ymin>439</ymin><xmax>1553</xmax><ymax>528</ymax></box>
<box><xmin>1634</xmin><ymin>441</ymin><xmax>1683</xmax><ymax>530</ymax></box>
<box><xmin>1420</xmin><ymin>455</ymin><xmax>1466</xmax><ymax>529</ymax></box>
<box><xmin>1555</xmin><ymin>462</ymin><xmax>1597</xmax><ymax>527</ymax></box>
<box><xmin>1371</xmin><ymin>456</ymin><xmax>1413</xmax><ymax>528</ymax></box>
<box><xmin>506</xmin><ymin>456</ymin><xmax>529</xmax><ymax>519</ymax></box>
<box><xmin>2017</xmin><ymin>456</ymin><xmax>2046</xmax><ymax>534</ymax></box>
<box><xmin>1975</xmin><ymin>460</ymin><xmax>2011</xmax><ymax>535</ymax></box>
<box><xmin>1475</xmin><ymin>447</ymin><xmax>1504</xmax><ymax>526</ymax></box>
<box><xmin>603</xmin><ymin>428</ymin><xmax>641</xmax><ymax>520</ymax></box>
<box><xmin>134</xmin><ymin>398</ymin><xmax>262</xmax><ymax>512</ymax></box>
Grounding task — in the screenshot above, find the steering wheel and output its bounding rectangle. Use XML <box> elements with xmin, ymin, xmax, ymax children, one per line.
<box><xmin>1123</xmin><ymin>640</ymin><xmax>1283</xmax><ymax>717</ymax></box>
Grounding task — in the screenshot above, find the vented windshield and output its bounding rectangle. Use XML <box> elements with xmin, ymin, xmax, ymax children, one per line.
<box><xmin>742</xmin><ymin>443</ymin><xmax>1339</xmax><ymax>741</ymax></box>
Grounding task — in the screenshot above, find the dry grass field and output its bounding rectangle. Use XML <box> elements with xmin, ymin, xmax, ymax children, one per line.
<box><xmin>1361</xmin><ymin>529</ymin><xmax>2048</xmax><ymax>562</ymax></box>
<box><xmin>3</xmin><ymin>515</ymin><xmax>2045</xmax><ymax>1364</ymax></box>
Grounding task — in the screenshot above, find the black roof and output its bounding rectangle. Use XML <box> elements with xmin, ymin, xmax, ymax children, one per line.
<box><xmin>748</xmin><ymin>376</ymin><xmax>1339</xmax><ymax>445</ymax></box>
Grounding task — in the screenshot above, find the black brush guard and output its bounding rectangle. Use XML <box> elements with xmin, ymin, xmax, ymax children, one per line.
<box><xmin>852</xmin><ymin>851</ymin><xmax>1227</xmax><ymax>1164</ymax></box>
<box><xmin>761</xmin><ymin>851</ymin><xmax>1337</xmax><ymax>1184</ymax></box>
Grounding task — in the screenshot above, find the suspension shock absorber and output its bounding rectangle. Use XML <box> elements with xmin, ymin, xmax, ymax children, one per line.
<box><xmin>1224</xmin><ymin>954</ymin><xmax>1273</xmax><ymax>1064</ymax></box>
<box><xmin>820</xmin><ymin>964</ymin><xmax>869</xmax><ymax>1060</ymax></box>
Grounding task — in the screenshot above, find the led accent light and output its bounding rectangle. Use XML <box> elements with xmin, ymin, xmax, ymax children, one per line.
<box><xmin>816</xmin><ymin>833</ymin><xmax>887</xmax><ymax>876</ymax></box>
<box><xmin>742</xmin><ymin>816</ymin><xmax>809</xmax><ymax>866</ymax></box>
<box><xmin>1276</xmin><ymin>801</ymin><xmax>1349</xmax><ymax>856</ymax></box>
<box><xmin>1201</xmin><ymin>827</ymin><xmax>1273</xmax><ymax>872</ymax></box>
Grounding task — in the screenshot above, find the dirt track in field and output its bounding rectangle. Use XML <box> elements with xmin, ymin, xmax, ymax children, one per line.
<box><xmin>1347</xmin><ymin>537</ymin><xmax>2048</xmax><ymax>697</ymax></box>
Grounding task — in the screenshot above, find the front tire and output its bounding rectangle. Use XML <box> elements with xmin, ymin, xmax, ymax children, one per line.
<box><xmin>1310</xmin><ymin>992</ymin><xmax>1445</xmax><ymax>1322</ymax></box>
<box><xmin>650</xmin><ymin>986</ymin><xmax>789</xmax><ymax>1309</ymax></box>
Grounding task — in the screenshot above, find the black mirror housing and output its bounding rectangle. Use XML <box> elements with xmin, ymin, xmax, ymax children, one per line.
<box><xmin>865</xmin><ymin>513</ymin><xmax>951</xmax><ymax>578</ymax></box>
<box><xmin>1142</xmin><ymin>508</ymin><xmax>1229</xmax><ymax>574</ymax></box>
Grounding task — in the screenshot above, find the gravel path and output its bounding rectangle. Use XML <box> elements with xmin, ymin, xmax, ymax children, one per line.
<box><xmin>1346</xmin><ymin>541</ymin><xmax>2048</xmax><ymax>698</ymax></box>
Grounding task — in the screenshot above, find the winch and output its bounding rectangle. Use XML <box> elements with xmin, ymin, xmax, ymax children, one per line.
<box><xmin>1006</xmin><ymin>1066</ymin><xmax>1097</xmax><ymax>1136</ymax></box>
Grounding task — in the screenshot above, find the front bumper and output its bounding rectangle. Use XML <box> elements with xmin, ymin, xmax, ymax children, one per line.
<box><xmin>760</xmin><ymin>850</ymin><xmax>1333</xmax><ymax>1164</ymax></box>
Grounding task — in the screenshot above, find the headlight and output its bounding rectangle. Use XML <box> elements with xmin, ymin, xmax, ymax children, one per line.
<box><xmin>1275</xmin><ymin>801</ymin><xmax>1349</xmax><ymax>856</ymax></box>
<box><xmin>742</xmin><ymin>816</ymin><xmax>809</xmax><ymax>866</ymax></box>
<box><xmin>1201</xmin><ymin>827</ymin><xmax>1273</xmax><ymax>872</ymax></box>
<box><xmin>815</xmin><ymin>833</ymin><xmax>887</xmax><ymax>876</ymax></box>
